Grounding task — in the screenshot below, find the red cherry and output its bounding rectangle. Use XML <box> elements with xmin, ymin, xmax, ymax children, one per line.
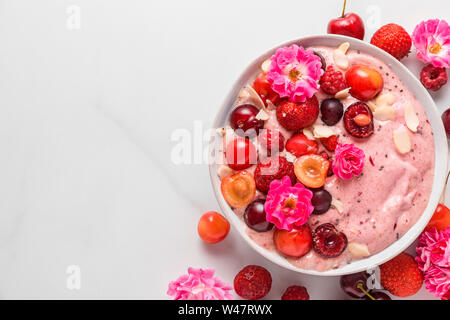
<box><xmin>252</xmin><ymin>73</ymin><xmax>280</xmax><ymax>105</ymax></box>
<box><xmin>225</xmin><ymin>138</ymin><xmax>257</xmax><ymax>170</ymax></box>
<box><xmin>426</xmin><ymin>203</ymin><xmax>450</xmax><ymax>231</ymax></box>
<box><xmin>345</xmin><ymin>65</ymin><xmax>383</xmax><ymax>101</ymax></box>
<box><xmin>273</xmin><ymin>225</ymin><xmax>312</xmax><ymax>258</ymax></box>
<box><xmin>230</xmin><ymin>105</ymin><xmax>264</xmax><ymax>135</ymax></box>
<box><xmin>442</xmin><ymin>109</ymin><xmax>450</xmax><ymax>139</ymax></box>
<box><xmin>197</xmin><ymin>211</ymin><xmax>230</xmax><ymax>244</ymax></box>
<box><xmin>285</xmin><ymin>133</ymin><xmax>318</xmax><ymax>157</ymax></box>
<box><xmin>327</xmin><ymin>1</ymin><xmax>365</xmax><ymax>40</ymax></box>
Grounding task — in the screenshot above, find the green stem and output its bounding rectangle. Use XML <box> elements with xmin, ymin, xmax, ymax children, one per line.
<box><xmin>341</xmin><ymin>0</ymin><xmax>347</xmax><ymax>18</ymax></box>
<box><xmin>442</xmin><ymin>170</ymin><xmax>450</xmax><ymax>203</ymax></box>
<box><xmin>357</xmin><ymin>283</ymin><xmax>375</xmax><ymax>300</ymax></box>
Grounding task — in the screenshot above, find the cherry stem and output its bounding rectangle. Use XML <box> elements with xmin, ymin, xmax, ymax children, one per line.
<box><xmin>357</xmin><ymin>283</ymin><xmax>375</xmax><ymax>300</ymax></box>
<box><xmin>442</xmin><ymin>170</ymin><xmax>450</xmax><ymax>204</ymax></box>
<box><xmin>341</xmin><ymin>0</ymin><xmax>347</xmax><ymax>18</ymax></box>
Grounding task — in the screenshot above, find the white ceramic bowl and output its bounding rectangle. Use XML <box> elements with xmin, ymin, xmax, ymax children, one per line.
<box><xmin>209</xmin><ymin>34</ymin><xmax>448</xmax><ymax>276</ymax></box>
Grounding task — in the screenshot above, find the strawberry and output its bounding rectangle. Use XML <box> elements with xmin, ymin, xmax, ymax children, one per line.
<box><xmin>281</xmin><ymin>285</ymin><xmax>310</xmax><ymax>300</ymax></box>
<box><xmin>234</xmin><ymin>265</ymin><xmax>272</xmax><ymax>300</ymax></box>
<box><xmin>276</xmin><ymin>96</ymin><xmax>319</xmax><ymax>131</ymax></box>
<box><xmin>254</xmin><ymin>156</ymin><xmax>296</xmax><ymax>193</ymax></box>
<box><xmin>370</xmin><ymin>24</ymin><xmax>412</xmax><ymax>60</ymax></box>
<box><xmin>380</xmin><ymin>252</ymin><xmax>423</xmax><ymax>297</ymax></box>
<box><xmin>320</xmin><ymin>135</ymin><xmax>338</xmax><ymax>151</ymax></box>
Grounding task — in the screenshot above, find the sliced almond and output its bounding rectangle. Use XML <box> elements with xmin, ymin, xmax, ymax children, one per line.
<box><xmin>373</xmin><ymin>106</ymin><xmax>395</xmax><ymax>121</ymax></box>
<box><xmin>302</xmin><ymin>128</ymin><xmax>315</xmax><ymax>140</ymax></box>
<box><xmin>237</xmin><ymin>86</ymin><xmax>266</xmax><ymax>110</ymax></box>
<box><xmin>333</xmin><ymin>49</ymin><xmax>349</xmax><ymax>70</ymax></box>
<box><xmin>261</xmin><ymin>59</ymin><xmax>271</xmax><ymax>74</ymax></box>
<box><xmin>331</xmin><ymin>198</ymin><xmax>344</xmax><ymax>214</ymax></box>
<box><xmin>335</xmin><ymin>88</ymin><xmax>350</xmax><ymax>100</ymax></box>
<box><xmin>375</xmin><ymin>92</ymin><xmax>395</xmax><ymax>107</ymax></box>
<box><xmin>285</xmin><ymin>152</ymin><xmax>296</xmax><ymax>163</ymax></box>
<box><xmin>313</xmin><ymin>125</ymin><xmax>335</xmax><ymax>138</ymax></box>
<box><xmin>266</xmin><ymin>100</ymin><xmax>277</xmax><ymax>111</ymax></box>
<box><xmin>404</xmin><ymin>102</ymin><xmax>419</xmax><ymax>132</ymax></box>
<box><xmin>338</xmin><ymin>42</ymin><xmax>350</xmax><ymax>53</ymax></box>
<box><xmin>348</xmin><ymin>242</ymin><xmax>370</xmax><ymax>258</ymax></box>
<box><xmin>216</xmin><ymin>127</ymin><xmax>226</xmax><ymax>136</ymax></box>
<box><xmin>217</xmin><ymin>165</ymin><xmax>234</xmax><ymax>180</ymax></box>
<box><xmin>393</xmin><ymin>126</ymin><xmax>412</xmax><ymax>154</ymax></box>
<box><xmin>367</xmin><ymin>100</ymin><xmax>378</xmax><ymax>112</ymax></box>
<box><xmin>255</xmin><ymin>108</ymin><xmax>270</xmax><ymax>121</ymax></box>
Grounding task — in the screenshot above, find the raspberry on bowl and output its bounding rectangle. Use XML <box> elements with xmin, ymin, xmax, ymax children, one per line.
<box><xmin>319</xmin><ymin>66</ymin><xmax>347</xmax><ymax>95</ymax></box>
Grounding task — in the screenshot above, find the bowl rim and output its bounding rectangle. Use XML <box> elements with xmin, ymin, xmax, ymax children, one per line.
<box><xmin>209</xmin><ymin>34</ymin><xmax>448</xmax><ymax>276</ymax></box>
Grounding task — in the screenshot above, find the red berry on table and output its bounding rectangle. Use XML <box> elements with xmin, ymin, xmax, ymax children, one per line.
<box><xmin>420</xmin><ymin>64</ymin><xmax>448</xmax><ymax>91</ymax></box>
<box><xmin>426</xmin><ymin>203</ymin><xmax>450</xmax><ymax>231</ymax></box>
<box><xmin>442</xmin><ymin>290</ymin><xmax>450</xmax><ymax>300</ymax></box>
<box><xmin>234</xmin><ymin>265</ymin><xmax>272</xmax><ymax>300</ymax></box>
<box><xmin>273</xmin><ymin>225</ymin><xmax>312</xmax><ymax>258</ymax></box>
<box><xmin>370</xmin><ymin>23</ymin><xmax>412</xmax><ymax>60</ymax></box>
<box><xmin>252</xmin><ymin>72</ymin><xmax>280</xmax><ymax>105</ymax></box>
<box><xmin>244</xmin><ymin>199</ymin><xmax>273</xmax><ymax>232</ymax></box>
<box><xmin>327</xmin><ymin>0</ymin><xmax>365</xmax><ymax>40</ymax></box>
<box><xmin>230</xmin><ymin>105</ymin><xmax>264</xmax><ymax>135</ymax></box>
<box><xmin>312</xmin><ymin>223</ymin><xmax>348</xmax><ymax>258</ymax></box>
<box><xmin>259</xmin><ymin>129</ymin><xmax>285</xmax><ymax>156</ymax></box>
<box><xmin>320</xmin><ymin>135</ymin><xmax>339</xmax><ymax>152</ymax></box>
<box><xmin>311</xmin><ymin>188</ymin><xmax>332</xmax><ymax>215</ymax></box>
<box><xmin>254</xmin><ymin>156</ymin><xmax>296</xmax><ymax>193</ymax></box>
<box><xmin>285</xmin><ymin>133</ymin><xmax>318</xmax><ymax>157</ymax></box>
<box><xmin>225</xmin><ymin>137</ymin><xmax>257</xmax><ymax>170</ymax></box>
<box><xmin>320</xmin><ymin>98</ymin><xmax>344</xmax><ymax>126</ymax></box>
<box><xmin>197</xmin><ymin>211</ymin><xmax>230</xmax><ymax>244</ymax></box>
<box><xmin>281</xmin><ymin>285</ymin><xmax>310</xmax><ymax>300</ymax></box>
<box><xmin>442</xmin><ymin>109</ymin><xmax>450</xmax><ymax>139</ymax></box>
<box><xmin>221</xmin><ymin>171</ymin><xmax>256</xmax><ymax>208</ymax></box>
<box><xmin>345</xmin><ymin>65</ymin><xmax>383</xmax><ymax>101</ymax></box>
<box><xmin>319</xmin><ymin>66</ymin><xmax>348</xmax><ymax>95</ymax></box>
<box><xmin>344</xmin><ymin>102</ymin><xmax>374</xmax><ymax>138</ymax></box>
<box><xmin>380</xmin><ymin>252</ymin><xmax>423</xmax><ymax>297</ymax></box>
<box><xmin>276</xmin><ymin>96</ymin><xmax>319</xmax><ymax>131</ymax></box>
<box><xmin>340</xmin><ymin>272</ymin><xmax>370</xmax><ymax>299</ymax></box>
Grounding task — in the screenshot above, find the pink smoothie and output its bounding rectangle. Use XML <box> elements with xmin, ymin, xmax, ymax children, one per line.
<box><xmin>217</xmin><ymin>45</ymin><xmax>435</xmax><ymax>272</ymax></box>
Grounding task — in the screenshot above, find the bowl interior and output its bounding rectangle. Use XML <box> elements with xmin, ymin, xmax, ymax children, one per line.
<box><xmin>209</xmin><ymin>34</ymin><xmax>448</xmax><ymax>276</ymax></box>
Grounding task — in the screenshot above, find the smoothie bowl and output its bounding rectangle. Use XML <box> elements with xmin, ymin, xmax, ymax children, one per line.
<box><xmin>209</xmin><ymin>35</ymin><xmax>448</xmax><ymax>276</ymax></box>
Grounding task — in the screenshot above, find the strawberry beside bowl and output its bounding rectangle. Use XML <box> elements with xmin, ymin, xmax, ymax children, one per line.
<box><xmin>208</xmin><ymin>35</ymin><xmax>448</xmax><ymax>276</ymax></box>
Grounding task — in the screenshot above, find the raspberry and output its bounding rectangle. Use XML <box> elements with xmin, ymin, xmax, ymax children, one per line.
<box><xmin>370</xmin><ymin>24</ymin><xmax>412</xmax><ymax>60</ymax></box>
<box><xmin>380</xmin><ymin>252</ymin><xmax>423</xmax><ymax>297</ymax></box>
<box><xmin>420</xmin><ymin>64</ymin><xmax>448</xmax><ymax>91</ymax></box>
<box><xmin>320</xmin><ymin>135</ymin><xmax>338</xmax><ymax>151</ymax></box>
<box><xmin>254</xmin><ymin>156</ymin><xmax>296</xmax><ymax>193</ymax></box>
<box><xmin>281</xmin><ymin>286</ymin><xmax>310</xmax><ymax>300</ymax></box>
<box><xmin>276</xmin><ymin>96</ymin><xmax>319</xmax><ymax>131</ymax></box>
<box><xmin>319</xmin><ymin>66</ymin><xmax>347</xmax><ymax>95</ymax></box>
<box><xmin>234</xmin><ymin>265</ymin><xmax>272</xmax><ymax>300</ymax></box>
<box><xmin>442</xmin><ymin>290</ymin><xmax>450</xmax><ymax>300</ymax></box>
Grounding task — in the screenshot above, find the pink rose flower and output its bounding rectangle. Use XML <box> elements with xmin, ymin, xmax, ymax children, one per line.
<box><xmin>266</xmin><ymin>44</ymin><xmax>324</xmax><ymax>103</ymax></box>
<box><xmin>167</xmin><ymin>268</ymin><xmax>234</xmax><ymax>300</ymax></box>
<box><xmin>264</xmin><ymin>176</ymin><xmax>314</xmax><ymax>231</ymax></box>
<box><xmin>416</xmin><ymin>227</ymin><xmax>450</xmax><ymax>298</ymax></box>
<box><xmin>332</xmin><ymin>144</ymin><xmax>365</xmax><ymax>180</ymax></box>
<box><xmin>412</xmin><ymin>19</ymin><xmax>450</xmax><ymax>68</ymax></box>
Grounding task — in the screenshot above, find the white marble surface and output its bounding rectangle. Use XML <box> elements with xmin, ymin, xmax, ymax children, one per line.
<box><xmin>0</xmin><ymin>0</ymin><xmax>448</xmax><ymax>299</ymax></box>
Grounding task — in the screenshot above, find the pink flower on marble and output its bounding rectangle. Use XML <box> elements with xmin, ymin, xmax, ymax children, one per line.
<box><xmin>264</xmin><ymin>176</ymin><xmax>313</xmax><ymax>231</ymax></box>
<box><xmin>266</xmin><ymin>44</ymin><xmax>324</xmax><ymax>103</ymax></box>
<box><xmin>412</xmin><ymin>19</ymin><xmax>450</xmax><ymax>68</ymax></box>
<box><xmin>332</xmin><ymin>144</ymin><xmax>365</xmax><ymax>180</ymax></box>
<box><xmin>167</xmin><ymin>268</ymin><xmax>234</xmax><ymax>300</ymax></box>
<box><xmin>416</xmin><ymin>227</ymin><xmax>450</xmax><ymax>298</ymax></box>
